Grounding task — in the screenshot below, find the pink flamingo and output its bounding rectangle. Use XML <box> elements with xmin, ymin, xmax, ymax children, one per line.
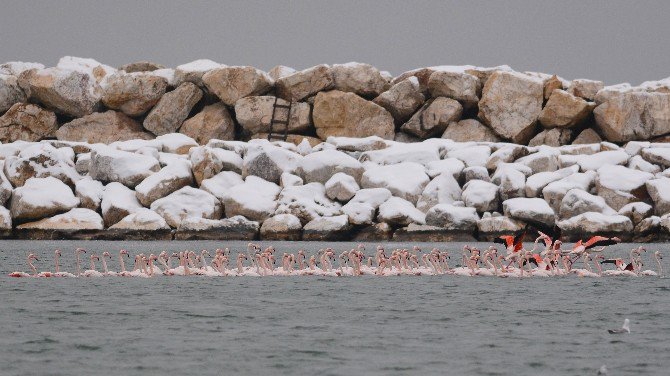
<box><xmin>52</xmin><ymin>250</ymin><xmax>76</xmax><ymax>278</ymax></box>
<box><xmin>9</xmin><ymin>253</ymin><xmax>39</xmax><ymax>277</ymax></box>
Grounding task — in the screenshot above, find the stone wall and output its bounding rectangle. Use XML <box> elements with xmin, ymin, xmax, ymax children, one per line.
<box><xmin>2</xmin><ymin>57</ymin><xmax>670</xmax><ymax>148</ymax></box>
<box><xmin>1</xmin><ymin>134</ymin><xmax>670</xmax><ymax>242</ymax></box>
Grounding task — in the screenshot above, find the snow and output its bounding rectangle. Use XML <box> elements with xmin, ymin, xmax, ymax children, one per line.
<box><xmin>108</xmin><ymin>208</ymin><xmax>170</xmax><ymax>230</ymax></box>
<box><xmin>359</xmin><ymin>142</ymin><xmax>440</xmax><ymax>166</ymax></box>
<box><xmin>4</xmin><ymin>143</ymin><xmax>81</xmax><ymax>186</ymax></box>
<box><xmin>559</xmin><ymin>188</ymin><xmax>616</xmax><ymax>219</ymax></box>
<box><xmin>461</xmin><ymin>180</ymin><xmax>499</xmax><ymax>212</ymax></box>
<box><xmin>176</xmin><ymin>59</ymin><xmax>224</xmax><ymax>72</ymax></box>
<box><xmin>0</xmin><ymin>141</ymin><xmax>27</xmax><ymax>159</ymax></box>
<box><xmin>446</xmin><ymin>145</ymin><xmax>491</xmax><ymax>168</ymax></box>
<box><xmin>342</xmin><ymin>202</ymin><xmax>375</xmax><ymax>225</ymax></box>
<box><xmin>158</xmin><ymin>152</ymin><xmax>190</xmax><ymax>167</ymax></box>
<box><xmin>596</xmin><ymin>165</ymin><xmax>653</xmax><ymax>192</ymax></box>
<box><xmin>135</xmin><ymin>160</ymin><xmax>193</xmax><ymax>206</ymax></box>
<box><xmin>150</xmin><ymin>186</ymin><xmax>222</xmax><ymax>228</ymax></box>
<box><xmin>628</xmin><ymin>155</ymin><xmax>661</xmax><ymax>174</ymax></box>
<box><xmin>299</xmin><ymin>149</ymin><xmax>363</xmax><ymax>184</ymax></box>
<box><xmin>646</xmin><ymin>178</ymin><xmax>670</xmax><ymax>216</ymax></box>
<box><xmin>0</xmin><ymin>206</ymin><xmax>10</xmax><ymax>229</ymax></box>
<box><xmin>347</xmin><ymin>188</ymin><xmax>393</xmax><ymax>209</ymax></box>
<box><xmin>525</xmin><ymin>166</ymin><xmax>579</xmax><ymax>197</ymax></box>
<box><xmin>577</xmin><ymin>150</ymin><xmax>629</xmax><ymax>171</ymax></box>
<box><xmin>361</xmin><ymin>162</ymin><xmax>429</xmax><ymax>204</ymax></box>
<box><xmin>303</xmin><ymin>215</ymin><xmax>349</xmax><ymax>232</ymax></box>
<box><xmin>75</xmin><ymin>178</ymin><xmax>104</xmax><ymax>210</ymax></box>
<box><xmin>222</xmin><ymin>176</ymin><xmax>281</xmax><ymax>221</ymax></box>
<box><xmin>491</xmin><ymin>163</ymin><xmax>532</xmax><ymax>184</ymax></box>
<box><xmin>148</xmin><ymin>68</ymin><xmax>176</xmax><ymax>86</ymax></box>
<box><xmin>275</xmin><ymin>182</ymin><xmax>342</xmax><ymax>224</ymax></box>
<box><xmin>425</xmin><ymin>203</ymin><xmax>479</xmax><ymax>231</ymax></box>
<box><xmin>378</xmin><ymin>197</ymin><xmax>426</xmax><ymax>226</ymax></box>
<box><xmin>280</xmin><ymin>172</ymin><xmax>303</xmax><ymax>188</ymax></box>
<box><xmin>426</xmin><ymin>158</ymin><xmax>465</xmax><ymax>179</ymax></box>
<box><xmin>244</xmin><ymin>142</ymin><xmax>301</xmax><ymax>177</ymax></box>
<box><xmin>296</xmin><ymin>139</ymin><xmax>313</xmax><ymax>156</ymax></box>
<box><xmin>17</xmin><ymin>208</ymin><xmax>103</xmax><ymax>230</ymax></box>
<box><xmin>503</xmin><ymin>197</ymin><xmax>556</xmax><ymax>225</ymax></box>
<box><xmin>101</xmin><ymin>182</ymin><xmax>143</xmax><ymax>220</ymax></box>
<box><xmin>206</xmin><ymin>139</ymin><xmax>248</xmax><ymax>155</ymax></box>
<box><xmin>516</xmin><ymin>150</ymin><xmax>560</xmax><ymax>174</ymax></box>
<box><xmin>416</xmin><ymin>173</ymin><xmax>462</xmax><ymax>212</ymax></box>
<box><xmin>109</xmin><ymin>139</ymin><xmax>162</xmax><ymax>153</ymax></box>
<box><xmin>56</xmin><ymin>56</ymin><xmax>116</xmax><ymax>81</ymax></box>
<box><xmin>557</xmin><ymin>212</ymin><xmax>633</xmax><ymax>233</ymax></box>
<box><xmin>0</xmin><ymin>61</ymin><xmax>44</xmax><ymax>76</ymax></box>
<box><xmin>89</xmin><ymin>145</ymin><xmax>160</xmax><ymax>188</ymax></box>
<box><xmin>640</xmin><ymin>147</ymin><xmax>670</xmax><ymax>167</ymax></box>
<box><xmin>200</xmin><ymin>171</ymin><xmax>244</xmax><ymax>201</ymax></box>
<box><xmin>542</xmin><ymin>171</ymin><xmax>597</xmax><ymax>210</ymax></box>
<box><xmin>156</xmin><ymin>133</ymin><xmax>198</xmax><ymax>154</ymax></box>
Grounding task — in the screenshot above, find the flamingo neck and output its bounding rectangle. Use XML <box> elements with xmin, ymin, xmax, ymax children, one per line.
<box><xmin>55</xmin><ymin>254</ymin><xmax>60</xmax><ymax>274</ymax></box>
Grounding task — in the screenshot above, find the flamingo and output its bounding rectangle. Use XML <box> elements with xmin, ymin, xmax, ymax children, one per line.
<box><xmin>9</xmin><ymin>253</ymin><xmax>39</xmax><ymax>277</ymax></box>
<box><xmin>640</xmin><ymin>251</ymin><xmax>663</xmax><ymax>276</ymax></box>
<box><xmin>81</xmin><ymin>254</ymin><xmax>104</xmax><ymax>277</ymax></box>
<box><xmin>52</xmin><ymin>250</ymin><xmax>76</xmax><ymax>278</ymax></box>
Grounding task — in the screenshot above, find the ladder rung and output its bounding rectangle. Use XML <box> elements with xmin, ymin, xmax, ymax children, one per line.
<box><xmin>274</xmin><ymin>104</ymin><xmax>291</xmax><ymax>109</ymax></box>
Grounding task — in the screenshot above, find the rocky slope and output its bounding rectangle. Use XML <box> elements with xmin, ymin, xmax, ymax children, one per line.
<box><xmin>2</xmin><ymin>57</ymin><xmax>670</xmax><ymax>148</ymax></box>
<box><xmin>1</xmin><ymin>134</ymin><xmax>669</xmax><ymax>242</ymax></box>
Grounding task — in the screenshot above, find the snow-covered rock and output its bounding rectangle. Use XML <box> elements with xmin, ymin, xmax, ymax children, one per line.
<box><xmin>274</xmin><ymin>183</ymin><xmax>342</xmax><ymax>225</ymax></box>
<box><xmin>347</xmin><ymin>188</ymin><xmax>393</xmax><ymax>209</ymax></box>
<box><xmin>618</xmin><ymin>202</ymin><xmax>653</xmax><ymax>226</ymax></box>
<box><xmin>260</xmin><ymin>214</ymin><xmax>302</xmax><ymax>240</ymax></box>
<box><xmin>325</xmin><ymin>173</ymin><xmax>359</xmax><ymax>202</ymax></box>
<box><xmin>503</xmin><ymin>197</ymin><xmax>555</xmax><ymax>226</ymax></box>
<box><xmin>559</xmin><ymin>188</ymin><xmax>616</xmax><ymax>219</ymax></box>
<box><xmin>640</xmin><ymin>147</ymin><xmax>670</xmax><ymax>168</ymax></box>
<box><xmin>461</xmin><ymin>180</ymin><xmax>499</xmax><ymax>212</ymax></box>
<box><xmin>595</xmin><ymin>165</ymin><xmax>653</xmax><ymax>210</ymax></box>
<box><xmin>222</xmin><ymin>176</ymin><xmax>280</xmax><ymax>221</ymax></box>
<box><xmin>477</xmin><ymin>216</ymin><xmax>526</xmax><ymax>240</ymax></box>
<box><xmin>542</xmin><ymin>171</ymin><xmax>596</xmax><ymax>211</ymax></box>
<box><xmin>3</xmin><ymin>143</ymin><xmax>80</xmax><ymax>187</ymax></box>
<box><xmin>16</xmin><ymin>208</ymin><xmax>103</xmax><ymax>231</ymax></box>
<box><xmin>377</xmin><ymin>197</ymin><xmax>425</xmax><ymax>226</ymax></box>
<box><xmin>446</xmin><ymin>145</ymin><xmax>491</xmax><ymax>168</ymax></box>
<box><xmin>156</xmin><ymin>133</ymin><xmax>198</xmax><ymax>154</ymax></box>
<box><xmin>89</xmin><ymin>146</ymin><xmax>160</xmax><ymax>188</ymax></box>
<box><xmin>557</xmin><ymin>212</ymin><xmax>633</xmax><ymax>240</ymax></box>
<box><xmin>516</xmin><ymin>150</ymin><xmax>559</xmax><ymax>174</ymax></box>
<box><xmin>108</xmin><ymin>208</ymin><xmax>170</xmax><ymax>231</ymax></box>
<box><xmin>175</xmin><ymin>216</ymin><xmax>259</xmax><ymax>240</ymax></box>
<box><xmin>243</xmin><ymin>142</ymin><xmax>301</xmax><ymax>184</ymax></box>
<box><xmin>361</xmin><ymin>162</ymin><xmax>429</xmax><ymax>204</ymax></box>
<box><xmin>326</xmin><ymin>136</ymin><xmax>388</xmax><ymax>152</ymax></box>
<box><xmin>150</xmin><ymin>186</ymin><xmax>222</xmax><ymax>228</ymax></box>
<box><xmin>300</xmin><ymin>149</ymin><xmax>363</xmax><ymax>184</ymax></box>
<box><xmin>101</xmin><ymin>182</ymin><xmax>143</xmax><ymax>227</ymax></box>
<box><xmin>10</xmin><ymin>177</ymin><xmax>79</xmax><ymax>222</ymax></box>
<box><xmin>342</xmin><ymin>202</ymin><xmax>376</xmax><ymax>225</ymax></box>
<box><xmin>425</xmin><ymin>203</ymin><xmax>479</xmax><ymax>231</ymax></box>
<box><xmin>628</xmin><ymin>154</ymin><xmax>661</xmax><ymax>174</ymax></box>
<box><xmin>189</xmin><ymin>146</ymin><xmax>243</xmax><ymax>185</ymax></box>
<box><xmin>302</xmin><ymin>214</ymin><xmax>351</xmax><ymax>241</ymax></box>
<box><xmin>75</xmin><ymin>178</ymin><xmax>104</xmax><ymax>211</ymax></box>
<box><xmin>463</xmin><ymin>166</ymin><xmax>491</xmax><ymax>184</ymax></box>
<box><xmin>280</xmin><ymin>172</ymin><xmax>303</xmax><ymax>188</ymax></box>
<box><xmin>135</xmin><ymin>160</ymin><xmax>193</xmax><ymax>206</ymax></box>
<box><xmin>426</xmin><ymin>158</ymin><xmax>465</xmax><ymax>180</ymax></box>
<box><xmin>646</xmin><ymin>177</ymin><xmax>670</xmax><ymax>216</ymax></box>
<box><xmin>359</xmin><ymin>142</ymin><xmax>440</xmax><ymax>166</ymax></box>
<box><xmin>416</xmin><ymin>173</ymin><xmax>462</xmax><ymax>212</ymax></box>
<box><xmin>497</xmin><ymin>166</ymin><xmax>526</xmax><ymax>200</ymax></box>
<box><xmin>576</xmin><ymin>150</ymin><xmax>629</xmax><ymax>171</ymax></box>
<box><xmin>525</xmin><ymin>166</ymin><xmax>578</xmax><ymax>197</ymax></box>
<box><xmin>199</xmin><ymin>171</ymin><xmax>243</xmax><ymax>202</ymax></box>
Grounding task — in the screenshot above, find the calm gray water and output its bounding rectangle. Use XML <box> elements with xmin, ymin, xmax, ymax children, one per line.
<box><xmin>1</xmin><ymin>240</ymin><xmax>669</xmax><ymax>376</ymax></box>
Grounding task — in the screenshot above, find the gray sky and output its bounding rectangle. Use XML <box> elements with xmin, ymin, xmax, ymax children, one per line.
<box><xmin>1</xmin><ymin>0</ymin><xmax>668</xmax><ymax>85</ymax></box>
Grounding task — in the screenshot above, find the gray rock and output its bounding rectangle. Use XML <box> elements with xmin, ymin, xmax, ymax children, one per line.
<box><xmin>101</xmin><ymin>182</ymin><xmax>143</xmax><ymax>227</ymax></box>
<box><xmin>274</xmin><ymin>183</ymin><xmax>342</xmax><ymax>225</ymax></box>
<box><xmin>180</xmin><ymin>103</ymin><xmax>235</xmax><ymax>144</ymax></box>
<box><xmin>477</xmin><ymin>216</ymin><xmax>526</xmax><ymax>241</ymax></box>
<box><xmin>372</xmin><ymin>77</ymin><xmax>425</xmax><ymax>124</ymax></box>
<box><xmin>275</xmin><ymin>64</ymin><xmax>334</xmax><ymax>102</ymax></box>
<box><xmin>325</xmin><ymin>173</ymin><xmax>359</xmax><ymax>202</ymax></box>
<box><xmin>222</xmin><ymin>176</ymin><xmax>280</xmax><ymax>221</ymax></box>
<box><xmin>302</xmin><ymin>215</ymin><xmax>351</xmax><ymax>241</ymax></box>
<box><xmin>559</xmin><ymin>188</ymin><xmax>616</xmax><ymax>219</ymax></box>
<box><xmin>462</xmin><ymin>180</ymin><xmax>499</xmax><ymax>212</ymax></box>
<box><xmin>503</xmin><ymin>197</ymin><xmax>555</xmax><ymax>226</ymax></box>
<box><xmin>75</xmin><ymin>178</ymin><xmax>104</xmax><ymax>211</ymax></box>
<box><xmin>332</xmin><ymin>62</ymin><xmax>387</xmax><ymax>98</ymax></box>
<box><xmin>378</xmin><ymin>197</ymin><xmax>425</xmax><ymax>226</ymax></box>
<box><xmin>646</xmin><ymin>177</ymin><xmax>670</xmax><ymax>216</ymax></box>
<box><xmin>10</xmin><ymin>177</ymin><xmax>79</xmax><ymax>223</ymax></box>
<box><xmin>0</xmin><ymin>73</ymin><xmax>27</xmax><ymax>113</ymax></box>
<box><xmin>401</xmin><ymin>97</ymin><xmax>463</xmax><ymax>139</ymax></box>
<box><xmin>143</xmin><ymin>82</ymin><xmax>203</xmax><ymax>136</ymax></box>
<box><xmin>18</xmin><ymin>68</ymin><xmax>101</xmax><ymax>117</ymax></box>
<box><xmin>135</xmin><ymin>160</ymin><xmax>194</xmax><ymax>207</ymax></box>
<box><xmin>618</xmin><ymin>202</ymin><xmax>653</xmax><ymax>226</ymax></box>
<box><xmin>557</xmin><ymin>212</ymin><xmax>633</xmax><ymax>241</ymax></box>
<box><xmin>202</xmin><ymin>66</ymin><xmax>273</xmax><ymax>106</ymax></box>
<box><xmin>101</xmin><ymin>72</ymin><xmax>167</xmax><ymax>116</ymax></box>
<box><xmin>3</xmin><ymin>143</ymin><xmax>80</xmax><ymax>187</ymax></box>
<box><xmin>89</xmin><ymin>146</ymin><xmax>160</xmax><ymax>188</ymax></box>
<box><xmin>425</xmin><ymin>203</ymin><xmax>479</xmax><ymax>231</ymax></box>
<box><xmin>260</xmin><ymin>214</ymin><xmax>302</xmax><ymax>240</ymax></box>
<box><xmin>174</xmin><ymin>216</ymin><xmax>259</xmax><ymax>240</ymax></box>
<box><xmin>300</xmin><ymin>149</ymin><xmax>364</xmax><ymax>184</ymax></box>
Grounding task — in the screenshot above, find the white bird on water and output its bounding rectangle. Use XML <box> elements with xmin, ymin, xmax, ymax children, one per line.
<box><xmin>608</xmin><ymin>318</ymin><xmax>630</xmax><ymax>334</ymax></box>
<box><xmin>597</xmin><ymin>365</ymin><xmax>608</xmax><ymax>375</ymax></box>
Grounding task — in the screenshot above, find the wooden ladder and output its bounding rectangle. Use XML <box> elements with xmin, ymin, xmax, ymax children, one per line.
<box><xmin>267</xmin><ymin>97</ymin><xmax>292</xmax><ymax>142</ymax></box>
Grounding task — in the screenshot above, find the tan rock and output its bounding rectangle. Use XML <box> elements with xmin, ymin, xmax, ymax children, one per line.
<box><xmin>332</xmin><ymin>62</ymin><xmax>387</xmax><ymax>98</ymax></box>
<box><xmin>572</xmin><ymin>128</ymin><xmax>602</xmax><ymax>144</ymax></box>
<box><xmin>118</xmin><ymin>61</ymin><xmax>165</xmax><ymax>73</ymax></box>
<box><xmin>57</xmin><ymin>110</ymin><xmax>153</xmax><ymax>144</ymax></box>
<box><xmin>17</xmin><ymin>208</ymin><xmax>103</xmax><ymax>231</ymax></box>
<box><xmin>234</xmin><ymin>96</ymin><xmax>311</xmax><ymax>135</ymax></box>
<box><xmin>539</xmin><ymin>89</ymin><xmax>593</xmax><ymax>128</ymax></box>
<box><xmin>180</xmin><ymin>103</ymin><xmax>235</xmax><ymax>144</ymax></box>
<box><xmin>543</xmin><ymin>75</ymin><xmax>564</xmax><ymax>100</ymax></box>
<box><xmin>18</xmin><ymin>68</ymin><xmax>101</xmax><ymax>117</ymax></box>
<box><xmin>427</xmin><ymin>70</ymin><xmax>481</xmax><ymax>109</ymax></box>
<box><xmin>10</xmin><ymin>177</ymin><xmax>79</xmax><ymax>222</ymax></box>
<box><xmin>0</xmin><ymin>103</ymin><xmax>57</xmax><ymax>143</ymax></box>
<box><xmin>267</xmin><ymin>65</ymin><xmax>296</xmax><ymax>81</ymax></box>
<box><xmin>401</xmin><ymin>97</ymin><xmax>462</xmax><ymax>139</ymax></box>
<box><xmin>442</xmin><ymin>119</ymin><xmax>501</xmax><ymax>142</ymax></box>
<box><xmin>143</xmin><ymin>82</ymin><xmax>203</xmax><ymax>136</ymax></box>
<box><xmin>568</xmin><ymin>79</ymin><xmax>604</xmax><ymax>101</ymax></box>
<box><xmin>101</xmin><ymin>73</ymin><xmax>167</xmax><ymax>116</ymax></box>
<box><xmin>594</xmin><ymin>91</ymin><xmax>670</xmax><ymax>142</ymax></box>
<box><xmin>528</xmin><ymin>128</ymin><xmax>573</xmax><ymax>147</ymax></box>
<box><xmin>372</xmin><ymin>77</ymin><xmax>425</xmax><ymax>124</ymax></box>
<box><xmin>202</xmin><ymin>66</ymin><xmax>273</xmax><ymax>106</ymax></box>
<box><xmin>3</xmin><ymin>143</ymin><xmax>80</xmax><ymax>187</ymax></box>
<box><xmin>312</xmin><ymin>90</ymin><xmax>394</xmax><ymax>140</ymax></box>
<box><xmin>478</xmin><ymin>71</ymin><xmax>543</xmax><ymax>144</ymax></box>
<box><xmin>0</xmin><ymin>73</ymin><xmax>27</xmax><ymax>113</ymax></box>
<box><xmin>275</xmin><ymin>64</ymin><xmax>334</xmax><ymax>102</ymax></box>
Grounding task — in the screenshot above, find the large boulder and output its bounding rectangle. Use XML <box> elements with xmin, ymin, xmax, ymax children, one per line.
<box><xmin>242</xmin><ymin>143</ymin><xmax>300</xmax><ymax>184</ymax></box>
<box><xmin>425</xmin><ymin>203</ymin><xmax>479</xmax><ymax>231</ymax></box>
<box><xmin>372</xmin><ymin>77</ymin><xmax>425</xmax><ymax>124</ymax></box>
<box><xmin>312</xmin><ymin>90</ymin><xmax>395</xmax><ymax>140</ymax></box>
<box><xmin>646</xmin><ymin>177</ymin><xmax>670</xmax><ymax>216</ymax></box>
<box><xmin>156</xmin><ymin>133</ymin><xmax>198</xmax><ymax>155</ymax></box>
<box><xmin>101</xmin><ymin>182</ymin><xmax>143</xmax><ymax>227</ymax></box>
<box><xmin>539</xmin><ymin>89</ymin><xmax>593</xmax><ymax>128</ymax></box>
<box><xmin>0</xmin><ymin>103</ymin><xmax>57</xmax><ymax>143</ymax></box>
<box><xmin>528</xmin><ymin>128</ymin><xmax>573</xmax><ymax>147</ymax></box>
<box><xmin>275</xmin><ymin>64</ymin><xmax>334</xmax><ymax>101</ymax></box>
<box><xmin>416</xmin><ymin>173</ymin><xmax>462</xmax><ymax>212</ymax></box>
<box><xmin>143</xmin><ymin>82</ymin><xmax>203</xmax><ymax>136</ymax></box>
<box><xmin>401</xmin><ymin>97</ymin><xmax>463</xmax><ymax>139</ymax></box>
<box><xmin>135</xmin><ymin>160</ymin><xmax>194</xmax><ymax>207</ymax></box>
<box><xmin>101</xmin><ymin>72</ymin><xmax>167</xmax><ymax>116</ymax></box>
<box><xmin>477</xmin><ymin>215</ymin><xmax>526</xmax><ymax>241</ymax></box>
<box><xmin>10</xmin><ymin>177</ymin><xmax>79</xmax><ymax>222</ymax></box>
<box><xmin>542</xmin><ymin>171</ymin><xmax>596</xmax><ymax>211</ymax></box>
<box><xmin>57</xmin><ymin>110</ymin><xmax>153</xmax><ymax>144</ymax></box>
<box><xmin>497</xmin><ymin>166</ymin><xmax>526</xmax><ymax>201</ymax></box>
<box><xmin>568</xmin><ymin>79</ymin><xmax>603</xmax><ymax>101</ymax></box>
<box><xmin>478</xmin><ymin>71</ymin><xmax>543</xmax><ymax>144</ymax></box>
<box><xmin>572</xmin><ymin>128</ymin><xmax>602</xmax><ymax>144</ymax></box>
<box><xmin>462</xmin><ymin>180</ymin><xmax>499</xmax><ymax>212</ymax></box>
<box><xmin>331</xmin><ymin>62</ymin><xmax>387</xmax><ymax>98</ymax></box>
<box><xmin>275</xmin><ymin>182</ymin><xmax>342</xmax><ymax>225</ymax></box>
<box><xmin>0</xmin><ymin>167</ymin><xmax>12</xmax><ymax>206</ymax></box>
<box><xmin>618</xmin><ymin>202</ymin><xmax>653</xmax><ymax>226</ymax></box>
<box><xmin>378</xmin><ymin>197</ymin><xmax>425</xmax><ymax>226</ymax></box>
<box><xmin>118</xmin><ymin>61</ymin><xmax>165</xmax><ymax>73</ymax></box>
<box><xmin>150</xmin><ymin>186</ymin><xmax>222</xmax><ymax>228</ymax></box>
<box><xmin>594</xmin><ymin>91</ymin><xmax>670</xmax><ymax>142</ymax></box>
<box><xmin>3</xmin><ymin>143</ymin><xmax>80</xmax><ymax>187</ymax></box>
<box><xmin>173</xmin><ymin>59</ymin><xmax>224</xmax><ymax>88</ymax></box>
<box><xmin>200</xmin><ymin>171</ymin><xmax>244</xmax><ymax>201</ymax></box>
<box><xmin>325</xmin><ymin>173</ymin><xmax>359</xmax><ymax>202</ymax></box>
<box><xmin>108</xmin><ymin>208</ymin><xmax>171</xmax><ymax>233</ymax></box>
<box><xmin>342</xmin><ymin>202</ymin><xmax>376</xmax><ymax>225</ymax></box>
<box><xmin>180</xmin><ymin>103</ymin><xmax>235</xmax><ymax>144</ymax></box>
<box><xmin>174</xmin><ymin>216</ymin><xmax>259</xmax><ymax>240</ymax></box>
<box><xmin>18</xmin><ymin>68</ymin><xmax>101</xmax><ymax>117</ymax></box>
<box><xmin>260</xmin><ymin>213</ymin><xmax>302</xmax><ymax>240</ymax></box>
<box><xmin>442</xmin><ymin>119</ymin><xmax>501</xmax><ymax>143</ymax></box>
<box><xmin>503</xmin><ymin>197</ymin><xmax>555</xmax><ymax>226</ymax></box>
<box><xmin>302</xmin><ymin>215</ymin><xmax>351</xmax><ymax>241</ymax></box>
<box><xmin>557</xmin><ymin>212</ymin><xmax>633</xmax><ymax>241</ymax></box>
<box><xmin>300</xmin><ymin>149</ymin><xmax>364</xmax><ymax>184</ymax></box>
<box><xmin>361</xmin><ymin>162</ymin><xmax>429</xmax><ymax>204</ymax></box>
<box><xmin>89</xmin><ymin>146</ymin><xmax>160</xmax><ymax>188</ymax></box>
<box><xmin>640</xmin><ymin>147</ymin><xmax>670</xmax><ymax>168</ymax></box>
<box><xmin>222</xmin><ymin>176</ymin><xmax>281</xmax><ymax>221</ymax></box>
<box><xmin>17</xmin><ymin>208</ymin><xmax>103</xmax><ymax>231</ymax></box>
<box><xmin>75</xmin><ymin>178</ymin><xmax>104</xmax><ymax>211</ymax></box>
<box><xmin>525</xmin><ymin>166</ymin><xmax>578</xmax><ymax>197</ymax></box>
<box><xmin>427</xmin><ymin>70</ymin><xmax>481</xmax><ymax>109</ymax></box>
<box><xmin>190</xmin><ymin>146</ymin><xmax>243</xmax><ymax>185</ymax></box>
<box><xmin>559</xmin><ymin>188</ymin><xmax>616</xmax><ymax>219</ymax></box>
<box><xmin>0</xmin><ymin>73</ymin><xmax>27</xmax><ymax>113</ymax></box>
<box><xmin>234</xmin><ymin>96</ymin><xmax>311</xmax><ymax>135</ymax></box>
<box><xmin>595</xmin><ymin>165</ymin><xmax>653</xmax><ymax>210</ymax></box>
<box><xmin>202</xmin><ymin>66</ymin><xmax>273</xmax><ymax>106</ymax></box>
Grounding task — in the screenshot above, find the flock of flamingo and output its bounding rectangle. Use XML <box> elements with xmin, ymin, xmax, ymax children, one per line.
<box><xmin>7</xmin><ymin>231</ymin><xmax>665</xmax><ymax>278</ymax></box>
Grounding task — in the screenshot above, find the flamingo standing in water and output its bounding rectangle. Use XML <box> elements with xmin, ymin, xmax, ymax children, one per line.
<box><xmin>81</xmin><ymin>253</ymin><xmax>104</xmax><ymax>277</ymax></box>
<box><xmin>52</xmin><ymin>250</ymin><xmax>76</xmax><ymax>278</ymax></box>
<box><xmin>9</xmin><ymin>253</ymin><xmax>39</xmax><ymax>277</ymax></box>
